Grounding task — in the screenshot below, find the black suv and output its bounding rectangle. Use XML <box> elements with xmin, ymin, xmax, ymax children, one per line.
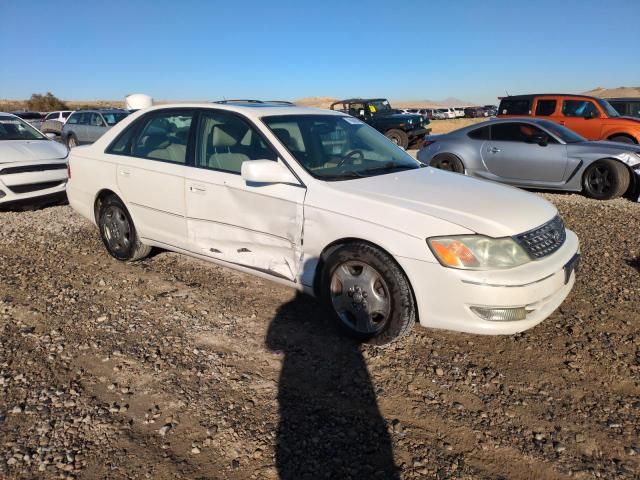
<box><xmin>330</xmin><ymin>98</ymin><xmax>429</xmax><ymax>148</ymax></box>
<box><xmin>607</xmin><ymin>98</ymin><xmax>640</xmax><ymax>118</ymax></box>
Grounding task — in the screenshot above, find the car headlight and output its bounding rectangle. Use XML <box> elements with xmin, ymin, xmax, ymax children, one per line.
<box><xmin>427</xmin><ymin>235</ymin><xmax>531</xmax><ymax>270</ymax></box>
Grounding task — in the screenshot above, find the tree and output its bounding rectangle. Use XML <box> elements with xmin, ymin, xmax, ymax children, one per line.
<box><xmin>26</xmin><ymin>92</ymin><xmax>68</xmax><ymax>112</ymax></box>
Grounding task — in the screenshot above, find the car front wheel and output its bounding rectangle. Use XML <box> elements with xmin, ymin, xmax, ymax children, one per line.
<box><xmin>321</xmin><ymin>242</ymin><xmax>416</xmax><ymax>345</ymax></box>
<box><xmin>582</xmin><ymin>159</ymin><xmax>630</xmax><ymax>200</ymax></box>
<box><xmin>385</xmin><ymin>129</ymin><xmax>409</xmax><ymax>149</ymax></box>
<box><xmin>98</xmin><ymin>195</ymin><xmax>151</xmax><ymax>261</ymax></box>
<box><xmin>66</xmin><ymin>134</ymin><xmax>78</xmax><ymax>148</ymax></box>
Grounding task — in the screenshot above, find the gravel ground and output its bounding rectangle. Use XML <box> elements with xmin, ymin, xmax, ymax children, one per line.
<box><xmin>0</xmin><ymin>193</ymin><xmax>639</xmax><ymax>480</ymax></box>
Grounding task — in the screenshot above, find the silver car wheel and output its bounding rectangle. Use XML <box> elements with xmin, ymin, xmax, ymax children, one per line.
<box><xmin>330</xmin><ymin>261</ymin><xmax>391</xmax><ymax>334</ymax></box>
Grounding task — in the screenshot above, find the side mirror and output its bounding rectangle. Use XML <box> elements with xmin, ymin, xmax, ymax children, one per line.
<box><xmin>45</xmin><ymin>132</ymin><xmax>57</xmax><ymax>139</ymax></box>
<box><xmin>241</xmin><ymin>160</ymin><xmax>298</xmax><ymax>185</ymax></box>
<box><xmin>530</xmin><ymin>133</ymin><xmax>548</xmax><ymax>146</ymax></box>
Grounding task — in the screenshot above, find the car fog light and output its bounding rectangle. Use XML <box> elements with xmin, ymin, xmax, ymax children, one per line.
<box><xmin>469</xmin><ymin>306</ymin><xmax>530</xmax><ymax>321</ymax></box>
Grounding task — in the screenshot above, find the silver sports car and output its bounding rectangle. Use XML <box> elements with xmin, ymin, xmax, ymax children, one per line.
<box><xmin>417</xmin><ymin>118</ymin><xmax>640</xmax><ymax>200</ymax></box>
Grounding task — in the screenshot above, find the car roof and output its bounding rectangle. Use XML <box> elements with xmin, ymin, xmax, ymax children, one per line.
<box><xmin>332</xmin><ymin>98</ymin><xmax>388</xmax><ymax>103</ymax></box>
<box><xmin>135</xmin><ymin>102</ymin><xmax>344</xmax><ymax>119</ymax></box>
<box><xmin>449</xmin><ymin>117</ymin><xmax>555</xmax><ymax>134</ymax></box>
<box><xmin>500</xmin><ymin>93</ymin><xmax>601</xmax><ymax>101</ymax></box>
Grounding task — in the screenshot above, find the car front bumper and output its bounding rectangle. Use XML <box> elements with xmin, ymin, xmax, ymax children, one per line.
<box><xmin>0</xmin><ymin>160</ymin><xmax>68</xmax><ymax>206</ymax></box>
<box><xmin>396</xmin><ymin>229</ymin><xmax>579</xmax><ymax>335</ymax></box>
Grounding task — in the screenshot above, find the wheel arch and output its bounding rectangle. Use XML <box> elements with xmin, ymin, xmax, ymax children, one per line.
<box><xmin>606</xmin><ymin>132</ymin><xmax>638</xmax><ymax>144</ymax></box>
<box><xmin>312</xmin><ymin>237</ymin><xmax>419</xmax><ymax>323</ymax></box>
<box><xmin>94</xmin><ymin>188</ymin><xmax>121</xmax><ymax>223</ymax></box>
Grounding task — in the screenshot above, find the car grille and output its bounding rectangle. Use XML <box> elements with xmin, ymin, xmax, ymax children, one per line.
<box><xmin>0</xmin><ymin>164</ymin><xmax>67</xmax><ymax>175</ymax></box>
<box><xmin>513</xmin><ymin>215</ymin><xmax>566</xmax><ymax>259</ymax></box>
<box><xmin>7</xmin><ymin>181</ymin><xmax>65</xmax><ymax>194</ymax></box>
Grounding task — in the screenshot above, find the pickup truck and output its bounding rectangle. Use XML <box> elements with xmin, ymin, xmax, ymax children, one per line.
<box><xmin>330</xmin><ymin>98</ymin><xmax>430</xmax><ymax>148</ymax></box>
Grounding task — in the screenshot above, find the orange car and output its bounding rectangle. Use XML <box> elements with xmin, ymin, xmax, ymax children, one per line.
<box><xmin>497</xmin><ymin>94</ymin><xmax>640</xmax><ymax>144</ymax></box>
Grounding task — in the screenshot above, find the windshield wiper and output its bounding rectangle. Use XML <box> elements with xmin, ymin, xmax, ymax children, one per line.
<box><xmin>359</xmin><ymin>163</ymin><xmax>418</xmax><ymax>175</ymax></box>
<box><xmin>320</xmin><ymin>170</ymin><xmax>367</xmax><ymax>181</ymax></box>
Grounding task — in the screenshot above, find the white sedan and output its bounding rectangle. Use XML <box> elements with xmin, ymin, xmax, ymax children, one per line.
<box><xmin>66</xmin><ymin>101</ymin><xmax>579</xmax><ymax>344</ymax></box>
<box><xmin>0</xmin><ymin>113</ymin><xmax>69</xmax><ymax>207</ymax></box>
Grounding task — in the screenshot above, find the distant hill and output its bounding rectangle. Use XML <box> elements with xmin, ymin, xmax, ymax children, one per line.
<box><xmin>582</xmin><ymin>86</ymin><xmax>640</xmax><ymax>98</ymax></box>
<box><xmin>294</xmin><ymin>96</ymin><xmax>478</xmax><ymax>109</ymax></box>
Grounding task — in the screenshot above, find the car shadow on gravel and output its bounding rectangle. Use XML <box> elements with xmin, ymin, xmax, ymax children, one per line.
<box><xmin>266</xmin><ymin>292</ymin><xmax>399</xmax><ymax>479</ymax></box>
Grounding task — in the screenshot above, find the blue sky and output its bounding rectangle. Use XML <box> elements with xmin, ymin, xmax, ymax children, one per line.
<box><xmin>1</xmin><ymin>0</ymin><xmax>639</xmax><ymax>103</ymax></box>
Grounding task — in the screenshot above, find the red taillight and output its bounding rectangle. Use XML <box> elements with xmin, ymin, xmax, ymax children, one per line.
<box><xmin>422</xmin><ymin>139</ymin><xmax>436</xmax><ymax>148</ymax></box>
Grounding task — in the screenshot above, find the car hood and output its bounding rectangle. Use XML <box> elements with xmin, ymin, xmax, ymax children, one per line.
<box><xmin>328</xmin><ymin>168</ymin><xmax>558</xmax><ymax>237</ymax></box>
<box><xmin>0</xmin><ymin>140</ymin><xmax>68</xmax><ymax>164</ymax></box>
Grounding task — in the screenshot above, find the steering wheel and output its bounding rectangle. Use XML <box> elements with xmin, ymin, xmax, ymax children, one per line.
<box><xmin>336</xmin><ymin>149</ymin><xmax>364</xmax><ymax>168</ymax></box>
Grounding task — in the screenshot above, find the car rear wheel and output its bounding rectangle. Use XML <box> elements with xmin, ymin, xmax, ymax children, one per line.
<box><xmin>609</xmin><ymin>135</ymin><xmax>636</xmax><ymax>144</ymax></box>
<box><xmin>430</xmin><ymin>153</ymin><xmax>465</xmax><ymax>173</ymax></box>
<box><xmin>385</xmin><ymin>129</ymin><xmax>409</xmax><ymax>149</ymax></box>
<box><xmin>66</xmin><ymin>134</ymin><xmax>78</xmax><ymax>149</ymax></box>
<box><xmin>98</xmin><ymin>195</ymin><xmax>151</xmax><ymax>261</ymax></box>
<box><xmin>321</xmin><ymin>242</ymin><xmax>416</xmax><ymax>346</ymax></box>
<box><xmin>582</xmin><ymin>159</ymin><xmax>630</xmax><ymax>200</ymax></box>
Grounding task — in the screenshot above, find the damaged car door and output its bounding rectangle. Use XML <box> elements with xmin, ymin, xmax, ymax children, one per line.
<box><xmin>185</xmin><ymin>109</ymin><xmax>305</xmax><ymax>281</ymax></box>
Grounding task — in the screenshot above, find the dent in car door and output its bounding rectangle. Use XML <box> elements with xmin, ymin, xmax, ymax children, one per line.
<box><xmin>185</xmin><ymin>166</ymin><xmax>305</xmax><ymax>281</ymax></box>
<box><xmin>185</xmin><ymin>109</ymin><xmax>305</xmax><ymax>281</ymax></box>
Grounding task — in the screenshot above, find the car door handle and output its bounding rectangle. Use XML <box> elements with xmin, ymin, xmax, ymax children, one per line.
<box><xmin>489</xmin><ymin>147</ymin><xmax>501</xmax><ymax>153</ymax></box>
<box><xmin>120</xmin><ymin>169</ymin><xmax>131</xmax><ymax>176</ymax></box>
<box><xmin>559</xmin><ymin>121</ymin><xmax>565</xmax><ymax>125</ymax></box>
<box><xmin>189</xmin><ymin>184</ymin><xmax>207</xmax><ymax>193</ymax></box>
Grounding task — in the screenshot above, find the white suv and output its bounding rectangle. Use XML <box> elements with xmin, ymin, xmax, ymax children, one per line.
<box><xmin>66</xmin><ymin>101</ymin><xmax>579</xmax><ymax>344</ymax></box>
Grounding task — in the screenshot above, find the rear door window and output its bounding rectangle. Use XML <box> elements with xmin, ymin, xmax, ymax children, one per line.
<box><xmin>467</xmin><ymin>125</ymin><xmax>491</xmax><ymax>140</ymax></box>
<box><xmin>131</xmin><ymin>110</ymin><xmax>195</xmax><ymax>164</ymax></box>
<box><xmin>535</xmin><ymin>100</ymin><xmax>557</xmax><ymax>116</ymax></box>
<box><xmin>499</xmin><ymin>99</ymin><xmax>531</xmax><ymax>115</ymax></box>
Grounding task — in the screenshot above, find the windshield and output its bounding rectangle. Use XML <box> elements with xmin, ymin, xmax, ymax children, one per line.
<box><xmin>101</xmin><ymin>112</ymin><xmax>129</xmax><ymax>126</ymax></box>
<box><xmin>368</xmin><ymin>100</ymin><xmax>392</xmax><ymax>113</ymax></box>
<box><xmin>0</xmin><ymin>115</ymin><xmax>47</xmax><ymax>140</ymax></box>
<box><xmin>537</xmin><ymin>120</ymin><xmax>585</xmax><ymax>143</ymax></box>
<box><xmin>263</xmin><ymin>114</ymin><xmax>420</xmax><ymax>181</ymax></box>
<box><xmin>596</xmin><ymin>99</ymin><xmax>620</xmax><ymax>118</ymax></box>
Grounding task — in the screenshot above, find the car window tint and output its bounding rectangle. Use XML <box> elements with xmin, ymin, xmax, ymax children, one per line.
<box><xmin>106</xmin><ymin>122</ymin><xmax>139</xmax><ymax>155</ymax></box>
<box><xmin>491</xmin><ymin>122</ymin><xmax>553</xmax><ymax>143</ymax></box>
<box><xmin>467</xmin><ymin>125</ymin><xmax>490</xmax><ymax>140</ymax></box>
<box><xmin>45</xmin><ymin>113</ymin><xmax>56</xmax><ymax>121</ymax></box>
<box><xmin>62</xmin><ymin>111</ymin><xmax>71</xmax><ymax>119</ymax></box>
<box><xmin>562</xmin><ymin>100</ymin><xmax>598</xmax><ymax>117</ymax></box>
<box><xmin>90</xmin><ymin>113</ymin><xmax>104</xmax><ymax>127</ymax></box>
<box><xmin>196</xmin><ymin>111</ymin><xmax>276</xmax><ymax>174</ymax></box>
<box><xmin>78</xmin><ymin>113</ymin><xmax>90</xmax><ymax>125</ymax></box>
<box><xmin>535</xmin><ymin>100</ymin><xmax>557</xmax><ymax>116</ymax></box>
<box><xmin>499</xmin><ymin>99</ymin><xmax>531</xmax><ymax>115</ymax></box>
<box><xmin>132</xmin><ymin>111</ymin><xmax>194</xmax><ymax>164</ymax></box>
<box><xmin>66</xmin><ymin>114</ymin><xmax>79</xmax><ymax>125</ymax></box>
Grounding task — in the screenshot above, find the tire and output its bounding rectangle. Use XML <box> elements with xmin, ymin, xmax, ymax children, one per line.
<box><xmin>385</xmin><ymin>129</ymin><xmax>409</xmax><ymax>149</ymax></box>
<box><xmin>97</xmin><ymin>195</ymin><xmax>151</xmax><ymax>261</ymax></box>
<box><xmin>609</xmin><ymin>135</ymin><xmax>636</xmax><ymax>144</ymax></box>
<box><xmin>66</xmin><ymin>134</ymin><xmax>79</xmax><ymax>149</ymax></box>
<box><xmin>582</xmin><ymin>159</ymin><xmax>630</xmax><ymax>200</ymax></box>
<box><xmin>321</xmin><ymin>242</ymin><xmax>416</xmax><ymax>346</ymax></box>
<box><xmin>430</xmin><ymin>153</ymin><xmax>465</xmax><ymax>173</ymax></box>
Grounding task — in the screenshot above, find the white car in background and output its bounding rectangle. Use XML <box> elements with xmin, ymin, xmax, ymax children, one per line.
<box><xmin>66</xmin><ymin>101</ymin><xmax>579</xmax><ymax>345</ymax></box>
<box><xmin>435</xmin><ymin>108</ymin><xmax>456</xmax><ymax>119</ymax></box>
<box><xmin>0</xmin><ymin>113</ymin><xmax>68</xmax><ymax>207</ymax></box>
<box><xmin>453</xmin><ymin>108</ymin><xmax>465</xmax><ymax>118</ymax></box>
<box><xmin>43</xmin><ymin>111</ymin><xmax>74</xmax><ymax>124</ymax></box>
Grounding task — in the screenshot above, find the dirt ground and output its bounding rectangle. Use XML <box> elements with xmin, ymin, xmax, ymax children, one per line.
<box><xmin>0</xmin><ymin>191</ymin><xmax>639</xmax><ymax>480</ymax></box>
